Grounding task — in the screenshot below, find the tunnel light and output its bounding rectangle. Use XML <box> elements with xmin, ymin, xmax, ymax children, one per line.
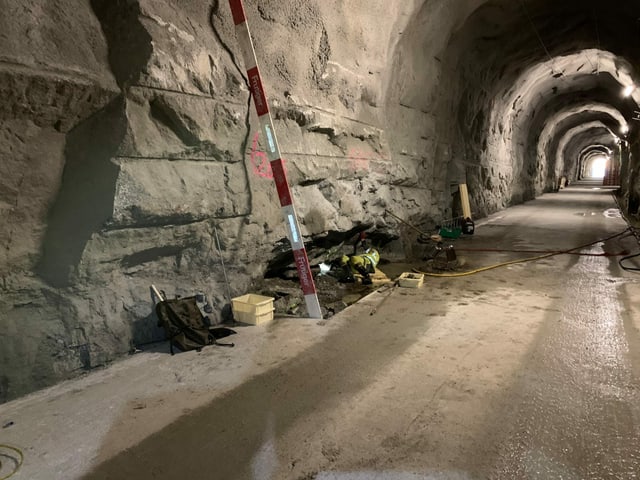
<box><xmin>623</xmin><ymin>85</ymin><xmax>635</xmax><ymax>97</ymax></box>
<box><xmin>591</xmin><ymin>156</ymin><xmax>607</xmax><ymax>178</ymax></box>
<box><xmin>621</xmin><ymin>124</ymin><xmax>630</xmax><ymax>135</ymax></box>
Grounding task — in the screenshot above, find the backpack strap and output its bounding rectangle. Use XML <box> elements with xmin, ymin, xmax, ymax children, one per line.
<box><xmin>208</xmin><ymin>333</ymin><xmax>235</xmax><ymax>347</ymax></box>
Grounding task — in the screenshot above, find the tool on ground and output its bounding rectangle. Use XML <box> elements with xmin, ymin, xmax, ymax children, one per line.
<box><xmin>213</xmin><ymin>226</ymin><xmax>232</xmax><ymax>302</ymax></box>
<box><xmin>317</xmin><ymin>241</ymin><xmax>346</xmax><ymax>276</ymax></box>
<box><xmin>427</xmin><ymin>242</ymin><xmax>458</xmax><ymax>270</ymax></box>
<box><xmin>370</xmin><ymin>281</ymin><xmax>398</xmax><ymax>316</ymax></box>
<box><xmin>437</xmin><ymin>216</ymin><xmax>475</xmax><ymax>238</ymax></box>
<box><xmin>151</xmin><ymin>284</ymin><xmax>165</xmax><ymax>303</ymax></box>
<box><xmin>318</xmin><ymin>262</ymin><xmax>331</xmax><ymax>275</ymax></box>
<box><xmin>385</xmin><ymin>209</ymin><xmax>429</xmax><ymax>237</ymax></box>
<box><xmin>228</xmin><ymin>0</ymin><xmax>322</xmax><ymax>319</ymax></box>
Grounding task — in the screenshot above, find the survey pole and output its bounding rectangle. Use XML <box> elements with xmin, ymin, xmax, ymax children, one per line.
<box><xmin>228</xmin><ymin>0</ymin><xmax>322</xmax><ymax>319</ymax></box>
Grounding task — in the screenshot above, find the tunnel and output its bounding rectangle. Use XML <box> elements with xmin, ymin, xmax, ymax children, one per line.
<box><xmin>2</xmin><ymin>1</ymin><xmax>640</xmax><ymax>477</ymax></box>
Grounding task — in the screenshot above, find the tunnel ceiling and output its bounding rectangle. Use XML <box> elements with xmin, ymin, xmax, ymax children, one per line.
<box><xmin>538</xmin><ymin>102</ymin><xmax>624</xmax><ymax>176</ymax></box>
<box><xmin>560</xmin><ymin>124</ymin><xmax>618</xmax><ymax>176</ymax></box>
<box><xmin>441</xmin><ymin>0</ymin><xmax>640</xmax><ymax>191</ymax></box>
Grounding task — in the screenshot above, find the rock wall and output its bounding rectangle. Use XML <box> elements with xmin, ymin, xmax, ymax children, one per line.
<box><xmin>4</xmin><ymin>0</ymin><xmax>639</xmax><ymax>402</ymax></box>
<box><xmin>443</xmin><ymin>3</ymin><xmax>640</xmax><ymax>219</ymax></box>
<box><xmin>0</xmin><ymin>0</ymin><xmax>121</xmax><ymax>400</ymax></box>
<box><xmin>627</xmin><ymin>143</ymin><xmax>640</xmax><ymax>215</ymax></box>
<box><xmin>0</xmin><ymin>0</ymin><xmax>467</xmax><ymax>402</ymax></box>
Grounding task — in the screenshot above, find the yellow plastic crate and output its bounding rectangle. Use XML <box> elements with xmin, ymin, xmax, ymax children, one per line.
<box><xmin>398</xmin><ymin>272</ymin><xmax>424</xmax><ymax>288</ymax></box>
<box><xmin>231</xmin><ymin>294</ymin><xmax>275</xmax><ymax>325</ymax></box>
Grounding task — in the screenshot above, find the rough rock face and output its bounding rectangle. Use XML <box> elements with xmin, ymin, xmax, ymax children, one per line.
<box><xmin>0</xmin><ymin>1</ymin><xmax>121</xmax><ymax>400</ymax></box>
<box><xmin>2</xmin><ymin>0</ymin><xmax>640</xmax><ymax>402</ymax></box>
<box><xmin>0</xmin><ymin>0</ymin><xmax>452</xmax><ymax>402</ymax></box>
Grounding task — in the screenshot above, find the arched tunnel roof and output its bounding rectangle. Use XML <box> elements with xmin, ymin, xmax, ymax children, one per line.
<box><xmin>387</xmin><ymin>0</ymin><xmax>640</xmax><ymax>203</ymax></box>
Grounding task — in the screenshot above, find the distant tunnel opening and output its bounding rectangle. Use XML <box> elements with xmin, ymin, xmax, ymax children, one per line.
<box><xmin>587</xmin><ymin>155</ymin><xmax>608</xmax><ymax>179</ymax></box>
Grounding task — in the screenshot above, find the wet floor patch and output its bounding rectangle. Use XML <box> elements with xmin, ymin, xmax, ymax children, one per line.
<box><xmin>487</xmin><ymin>247</ymin><xmax>640</xmax><ymax>478</ymax></box>
<box><xmin>603</xmin><ymin>208</ymin><xmax>623</xmax><ymax>218</ymax></box>
<box><xmin>81</xmin><ymin>293</ymin><xmax>450</xmax><ymax>480</ymax></box>
<box><xmin>315</xmin><ymin>471</ymin><xmax>474</xmax><ymax>479</ymax></box>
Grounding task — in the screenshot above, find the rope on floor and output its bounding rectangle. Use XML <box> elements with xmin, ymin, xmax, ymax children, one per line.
<box><xmin>0</xmin><ymin>444</ymin><xmax>24</xmax><ymax>480</ymax></box>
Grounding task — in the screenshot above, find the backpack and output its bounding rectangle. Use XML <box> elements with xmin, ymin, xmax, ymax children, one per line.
<box><xmin>155</xmin><ymin>296</ymin><xmax>235</xmax><ymax>354</ymax></box>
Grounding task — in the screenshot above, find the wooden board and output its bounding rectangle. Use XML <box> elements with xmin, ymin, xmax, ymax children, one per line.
<box><xmin>459</xmin><ymin>183</ymin><xmax>472</xmax><ymax>219</ymax></box>
<box><xmin>354</xmin><ymin>268</ymin><xmax>391</xmax><ymax>286</ymax></box>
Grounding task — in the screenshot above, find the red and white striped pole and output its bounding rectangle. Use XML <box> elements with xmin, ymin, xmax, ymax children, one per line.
<box><xmin>228</xmin><ymin>0</ymin><xmax>323</xmax><ymax>319</ymax></box>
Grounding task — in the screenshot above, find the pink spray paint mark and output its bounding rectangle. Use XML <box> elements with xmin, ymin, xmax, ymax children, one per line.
<box><xmin>250</xmin><ymin>132</ymin><xmax>274</xmax><ymax>179</ymax></box>
<box><xmin>348</xmin><ymin>148</ymin><xmax>388</xmax><ymax>174</ymax></box>
<box><xmin>349</xmin><ymin>148</ymin><xmax>370</xmax><ymax>173</ymax></box>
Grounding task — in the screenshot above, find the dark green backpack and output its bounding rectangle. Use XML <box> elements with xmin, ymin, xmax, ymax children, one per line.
<box><xmin>156</xmin><ymin>296</ymin><xmax>235</xmax><ymax>354</ymax></box>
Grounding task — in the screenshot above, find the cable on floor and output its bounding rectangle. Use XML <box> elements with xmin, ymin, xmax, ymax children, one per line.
<box><xmin>620</xmin><ymin>253</ymin><xmax>640</xmax><ymax>272</ymax></box>
<box><xmin>413</xmin><ymin>228</ymin><xmax>632</xmax><ymax>278</ymax></box>
<box><xmin>0</xmin><ymin>444</ymin><xmax>24</xmax><ymax>480</ymax></box>
<box><xmin>618</xmin><ymin>225</ymin><xmax>640</xmax><ymax>273</ymax></box>
<box><xmin>612</xmin><ymin>192</ymin><xmax>640</xmax><ymax>273</ymax></box>
<box><xmin>454</xmin><ymin>247</ymin><xmax>628</xmax><ymax>257</ymax></box>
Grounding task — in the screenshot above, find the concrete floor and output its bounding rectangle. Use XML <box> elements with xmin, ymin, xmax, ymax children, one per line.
<box><xmin>2</xmin><ymin>184</ymin><xmax>640</xmax><ymax>480</ymax></box>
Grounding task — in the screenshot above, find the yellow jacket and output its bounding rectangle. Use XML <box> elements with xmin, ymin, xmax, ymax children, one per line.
<box><xmin>345</xmin><ymin>249</ymin><xmax>379</xmax><ymax>274</ymax></box>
